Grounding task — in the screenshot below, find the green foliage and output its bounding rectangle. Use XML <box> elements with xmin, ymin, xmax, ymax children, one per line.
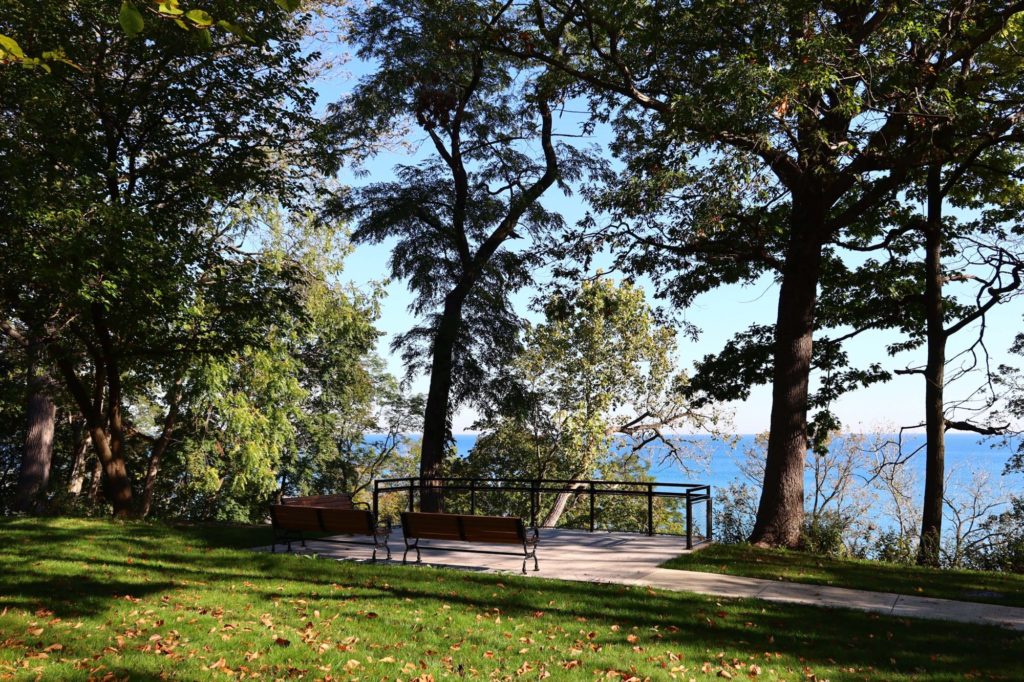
<box><xmin>800</xmin><ymin>511</ymin><xmax>851</xmax><ymax>558</ymax></box>
<box><xmin>145</xmin><ymin>207</ymin><xmax>409</xmax><ymax>523</ymax></box>
<box><xmin>456</xmin><ymin>279</ymin><xmax>720</xmax><ymax>530</ymax></box>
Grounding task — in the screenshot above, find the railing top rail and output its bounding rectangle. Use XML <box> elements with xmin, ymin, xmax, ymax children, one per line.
<box><xmin>373</xmin><ymin>476</ymin><xmax>710</xmax><ymax>489</ymax></box>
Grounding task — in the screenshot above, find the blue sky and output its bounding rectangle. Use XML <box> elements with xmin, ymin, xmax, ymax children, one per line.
<box><xmin>312</xmin><ymin>43</ymin><xmax>1024</xmax><ymax>435</ymax></box>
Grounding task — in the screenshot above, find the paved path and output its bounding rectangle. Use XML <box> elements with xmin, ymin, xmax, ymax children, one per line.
<box><xmin>261</xmin><ymin>528</ymin><xmax>1024</xmax><ymax>631</ymax></box>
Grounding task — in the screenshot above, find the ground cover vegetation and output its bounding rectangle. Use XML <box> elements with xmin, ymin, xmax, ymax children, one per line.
<box><xmin>3</xmin><ymin>0</ymin><xmax>1024</xmax><ymax>593</ymax></box>
<box><xmin>2</xmin><ymin>517</ymin><xmax>1023</xmax><ymax>681</ymax></box>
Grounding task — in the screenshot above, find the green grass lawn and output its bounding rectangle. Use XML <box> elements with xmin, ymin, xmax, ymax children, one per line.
<box><xmin>1</xmin><ymin>518</ymin><xmax>1021</xmax><ymax>681</ymax></box>
<box><xmin>662</xmin><ymin>543</ymin><xmax>1024</xmax><ymax>608</ymax></box>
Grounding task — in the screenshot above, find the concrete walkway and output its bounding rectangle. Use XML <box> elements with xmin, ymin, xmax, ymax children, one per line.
<box><xmin>262</xmin><ymin>528</ymin><xmax>1024</xmax><ymax>631</ymax></box>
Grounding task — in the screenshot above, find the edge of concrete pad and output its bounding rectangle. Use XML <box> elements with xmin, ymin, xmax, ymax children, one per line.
<box><xmin>890</xmin><ymin>594</ymin><xmax>1024</xmax><ymax>631</ymax></box>
<box><xmin>638</xmin><ymin>568</ymin><xmax>773</xmax><ymax>599</ymax></box>
<box><xmin>754</xmin><ymin>581</ymin><xmax>899</xmax><ymax>615</ymax></box>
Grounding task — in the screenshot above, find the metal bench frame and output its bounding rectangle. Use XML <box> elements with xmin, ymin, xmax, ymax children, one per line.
<box><xmin>400</xmin><ymin>512</ymin><xmax>539</xmax><ymax>574</ymax></box>
<box><xmin>270</xmin><ymin>504</ymin><xmax>391</xmax><ymax>561</ymax></box>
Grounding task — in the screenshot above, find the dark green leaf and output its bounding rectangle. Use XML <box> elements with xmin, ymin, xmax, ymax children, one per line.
<box><xmin>119</xmin><ymin>1</ymin><xmax>145</xmax><ymax>37</ymax></box>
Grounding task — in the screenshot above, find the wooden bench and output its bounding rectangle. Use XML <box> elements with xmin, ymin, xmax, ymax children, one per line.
<box><xmin>400</xmin><ymin>512</ymin><xmax>539</xmax><ymax>574</ymax></box>
<box><xmin>270</xmin><ymin>505</ymin><xmax>390</xmax><ymax>561</ymax></box>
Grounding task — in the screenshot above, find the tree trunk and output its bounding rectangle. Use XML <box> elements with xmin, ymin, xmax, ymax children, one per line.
<box><xmin>88</xmin><ymin>455</ymin><xmax>103</xmax><ymax>500</ymax></box>
<box><xmin>419</xmin><ymin>291</ymin><xmax>467</xmax><ymax>512</ymax></box>
<box><xmin>540</xmin><ymin>482</ymin><xmax>586</xmax><ymax>528</ymax></box>
<box><xmin>140</xmin><ymin>379</ymin><xmax>182</xmax><ymax>518</ymax></box>
<box><xmin>749</xmin><ymin>200</ymin><xmax>826</xmax><ymax>548</ymax></box>
<box><xmin>918</xmin><ymin>163</ymin><xmax>945</xmax><ymax>566</ymax></box>
<box><xmin>53</xmin><ymin>337</ymin><xmax>134</xmax><ymax>517</ymax></box>
<box><xmin>14</xmin><ymin>361</ymin><xmax>56</xmax><ymax>513</ymax></box>
<box><xmin>89</xmin><ymin>424</ymin><xmax>133</xmax><ymax>517</ymax></box>
<box><xmin>67</xmin><ymin>420</ymin><xmax>91</xmax><ymax>495</ymax></box>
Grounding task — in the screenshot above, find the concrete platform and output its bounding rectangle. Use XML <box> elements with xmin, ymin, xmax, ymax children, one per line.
<box><xmin>256</xmin><ymin>528</ymin><xmax>1024</xmax><ymax>631</ymax></box>
<box><xmin>259</xmin><ymin>527</ymin><xmax>702</xmax><ymax>583</ymax></box>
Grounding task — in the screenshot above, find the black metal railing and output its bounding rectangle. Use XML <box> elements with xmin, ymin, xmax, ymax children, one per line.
<box><xmin>372</xmin><ymin>477</ymin><xmax>713</xmax><ymax>549</ymax></box>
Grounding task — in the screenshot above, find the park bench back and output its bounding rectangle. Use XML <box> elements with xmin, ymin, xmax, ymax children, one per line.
<box><xmin>281</xmin><ymin>493</ymin><xmax>355</xmax><ymax>509</ymax></box>
<box><xmin>400</xmin><ymin>512</ymin><xmax>463</xmax><ymax>541</ymax></box>
<box><xmin>270</xmin><ymin>504</ymin><xmax>321</xmax><ymax>532</ymax></box>
<box><xmin>319</xmin><ymin>508</ymin><xmax>376</xmax><ymax>535</ymax></box>
<box><xmin>459</xmin><ymin>515</ymin><xmax>527</xmax><ymax>544</ymax></box>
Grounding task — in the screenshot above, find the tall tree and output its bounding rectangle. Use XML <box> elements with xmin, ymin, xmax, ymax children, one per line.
<box><xmin>471</xmin><ymin>278</ymin><xmax>724</xmax><ymax>527</ymax></box>
<box><xmin>0</xmin><ymin>0</ymin><xmax>318</xmax><ymax>516</ymax></box>
<box><xmin>326</xmin><ymin>0</ymin><xmax>597</xmax><ymax>511</ymax></box>
<box><xmin>496</xmin><ymin>0</ymin><xmax>1024</xmax><ymax>545</ymax></box>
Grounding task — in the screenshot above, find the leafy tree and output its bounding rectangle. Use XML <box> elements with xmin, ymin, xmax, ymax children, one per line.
<box><xmin>145</xmin><ymin>206</ymin><xmax>412</xmax><ymax>522</ymax></box>
<box><xmin>0</xmin><ymin>0</ymin><xmax>319</xmax><ymax>516</ymax></box>
<box><xmin>463</xmin><ymin>278</ymin><xmax>723</xmax><ymax>527</ymax></box>
<box><xmin>325</xmin><ymin>0</ymin><xmax>600</xmax><ymax>510</ymax></box>
<box><xmin>495</xmin><ymin>0</ymin><xmax>1024</xmax><ymax>546</ymax></box>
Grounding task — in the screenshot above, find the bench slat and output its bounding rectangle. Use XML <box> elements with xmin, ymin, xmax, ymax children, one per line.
<box><xmin>271</xmin><ymin>505</ymin><xmax>321</xmax><ymax>531</ymax></box>
<box><xmin>319</xmin><ymin>508</ymin><xmax>375</xmax><ymax>535</ymax></box>
<box><xmin>460</xmin><ymin>515</ymin><xmax>526</xmax><ymax>544</ymax></box>
<box><xmin>401</xmin><ymin>512</ymin><xmax>462</xmax><ymax>540</ymax></box>
<box><xmin>282</xmin><ymin>493</ymin><xmax>354</xmax><ymax>509</ymax></box>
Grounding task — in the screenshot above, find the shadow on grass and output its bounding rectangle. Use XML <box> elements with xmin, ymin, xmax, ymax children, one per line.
<box><xmin>2</xmin><ymin>517</ymin><xmax>1021</xmax><ymax>680</ymax></box>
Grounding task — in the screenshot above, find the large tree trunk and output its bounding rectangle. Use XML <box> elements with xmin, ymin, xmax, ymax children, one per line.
<box><xmin>919</xmin><ymin>163</ymin><xmax>945</xmax><ymax>566</ymax></box>
<box><xmin>54</xmin><ymin>351</ymin><xmax>133</xmax><ymax>517</ymax></box>
<box><xmin>14</xmin><ymin>359</ymin><xmax>56</xmax><ymax>513</ymax></box>
<box><xmin>419</xmin><ymin>292</ymin><xmax>467</xmax><ymax>512</ymax></box>
<box><xmin>749</xmin><ymin>200</ymin><xmax>826</xmax><ymax>548</ymax></box>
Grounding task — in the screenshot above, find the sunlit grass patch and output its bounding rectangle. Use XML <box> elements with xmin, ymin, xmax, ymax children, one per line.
<box><xmin>0</xmin><ymin>517</ymin><xmax>1020</xmax><ymax>681</ymax></box>
<box><xmin>662</xmin><ymin>542</ymin><xmax>1024</xmax><ymax>608</ymax></box>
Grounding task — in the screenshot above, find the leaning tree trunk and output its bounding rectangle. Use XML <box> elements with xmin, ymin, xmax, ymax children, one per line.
<box><xmin>14</xmin><ymin>360</ymin><xmax>56</xmax><ymax>513</ymax></box>
<box><xmin>540</xmin><ymin>481</ymin><xmax>587</xmax><ymax>528</ymax></box>
<box><xmin>750</xmin><ymin>201</ymin><xmax>826</xmax><ymax>548</ymax></box>
<box><xmin>66</xmin><ymin>420</ymin><xmax>91</xmax><ymax>495</ymax></box>
<box><xmin>140</xmin><ymin>380</ymin><xmax>182</xmax><ymax>518</ymax></box>
<box><xmin>419</xmin><ymin>291</ymin><xmax>468</xmax><ymax>512</ymax></box>
<box><xmin>919</xmin><ymin>163</ymin><xmax>946</xmax><ymax>567</ymax></box>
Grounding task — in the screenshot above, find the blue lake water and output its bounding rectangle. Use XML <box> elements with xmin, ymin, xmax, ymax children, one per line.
<box><xmin>448</xmin><ymin>433</ymin><xmax>1023</xmax><ymax>497</ymax></box>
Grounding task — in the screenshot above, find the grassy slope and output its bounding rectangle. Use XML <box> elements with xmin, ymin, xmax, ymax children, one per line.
<box><xmin>662</xmin><ymin>543</ymin><xmax>1024</xmax><ymax>608</ymax></box>
<box><xmin>0</xmin><ymin>518</ymin><xmax>1020</xmax><ymax>681</ymax></box>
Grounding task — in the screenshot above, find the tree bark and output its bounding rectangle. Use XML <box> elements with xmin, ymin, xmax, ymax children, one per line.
<box><xmin>14</xmin><ymin>357</ymin><xmax>56</xmax><ymax>513</ymax></box>
<box><xmin>918</xmin><ymin>163</ymin><xmax>945</xmax><ymax>566</ymax></box>
<box><xmin>749</xmin><ymin>199</ymin><xmax>826</xmax><ymax>548</ymax></box>
<box><xmin>88</xmin><ymin>455</ymin><xmax>103</xmax><ymax>500</ymax></box>
<box><xmin>54</xmin><ymin>351</ymin><xmax>133</xmax><ymax>517</ymax></box>
<box><xmin>419</xmin><ymin>291</ymin><xmax>468</xmax><ymax>512</ymax></box>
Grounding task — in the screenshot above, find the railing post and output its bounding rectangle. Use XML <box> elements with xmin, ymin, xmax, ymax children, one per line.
<box><xmin>647</xmin><ymin>483</ymin><xmax>654</xmax><ymax>536</ymax></box>
<box><xmin>706</xmin><ymin>486</ymin><xmax>713</xmax><ymax>542</ymax></box>
<box><xmin>530</xmin><ymin>479</ymin><xmax>538</xmax><ymax>528</ymax></box>
<box><xmin>408</xmin><ymin>478</ymin><xmax>415</xmax><ymax>513</ymax></box>
<box><xmin>589</xmin><ymin>482</ymin><xmax>595</xmax><ymax>532</ymax></box>
<box><xmin>470</xmin><ymin>479</ymin><xmax>477</xmax><ymax>516</ymax></box>
<box><xmin>373</xmin><ymin>479</ymin><xmax>379</xmax><ymax>519</ymax></box>
<box><xmin>686</xmin><ymin>490</ymin><xmax>693</xmax><ymax>550</ymax></box>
